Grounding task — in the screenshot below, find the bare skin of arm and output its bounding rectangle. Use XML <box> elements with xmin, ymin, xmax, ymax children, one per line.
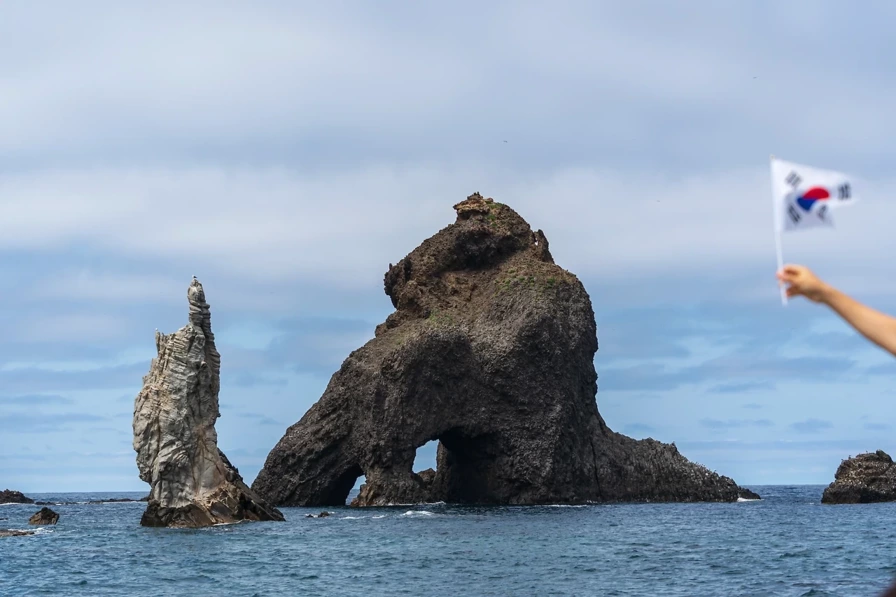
<box><xmin>777</xmin><ymin>264</ymin><xmax>896</xmax><ymax>358</ymax></box>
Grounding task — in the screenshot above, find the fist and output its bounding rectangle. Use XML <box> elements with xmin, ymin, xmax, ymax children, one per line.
<box><xmin>776</xmin><ymin>264</ymin><xmax>830</xmax><ymax>303</ymax></box>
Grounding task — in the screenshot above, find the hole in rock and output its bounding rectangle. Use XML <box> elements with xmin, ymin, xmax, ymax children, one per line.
<box><xmin>413</xmin><ymin>440</ymin><xmax>439</xmax><ymax>473</ymax></box>
<box><xmin>436</xmin><ymin>428</ymin><xmax>500</xmax><ymax>504</ymax></box>
<box><xmin>349</xmin><ymin>476</ymin><xmax>366</xmax><ymax>505</ymax></box>
<box><xmin>325</xmin><ymin>463</ymin><xmax>363</xmax><ymax>506</ymax></box>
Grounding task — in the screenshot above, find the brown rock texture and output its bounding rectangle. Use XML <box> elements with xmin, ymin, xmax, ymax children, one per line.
<box><xmin>28</xmin><ymin>507</ymin><xmax>58</xmax><ymax>525</ymax></box>
<box><xmin>252</xmin><ymin>194</ymin><xmax>752</xmax><ymax>507</ymax></box>
<box><xmin>822</xmin><ymin>450</ymin><xmax>896</xmax><ymax>504</ymax></box>
<box><xmin>133</xmin><ymin>278</ymin><xmax>284</xmax><ymax>527</ymax></box>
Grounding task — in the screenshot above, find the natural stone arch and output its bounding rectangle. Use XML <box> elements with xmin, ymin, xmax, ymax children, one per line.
<box><xmin>252</xmin><ymin>194</ymin><xmax>751</xmax><ymax>507</ymax></box>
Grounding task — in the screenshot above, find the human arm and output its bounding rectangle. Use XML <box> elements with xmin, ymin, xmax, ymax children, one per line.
<box><xmin>777</xmin><ymin>264</ymin><xmax>896</xmax><ymax>358</ymax></box>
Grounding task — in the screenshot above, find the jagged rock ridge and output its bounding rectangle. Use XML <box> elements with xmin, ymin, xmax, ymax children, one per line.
<box><xmin>133</xmin><ymin>278</ymin><xmax>284</xmax><ymax>527</ymax></box>
<box><xmin>822</xmin><ymin>450</ymin><xmax>896</xmax><ymax>504</ymax></box>
<box><xmin>0</xmin><ymin>490</ymin><xmax>33</xmax><ymax>504</ymax></box>
<box><xmin>253</xmin><ymin>193</ymin><xmax>753</xmax><ymax>507</ymax></box>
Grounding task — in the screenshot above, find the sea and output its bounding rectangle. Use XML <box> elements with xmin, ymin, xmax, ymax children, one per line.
<box><xmin>2</xmin><ymin>485</ymin><xmax>896</xmax><ymax>596</ymax></box>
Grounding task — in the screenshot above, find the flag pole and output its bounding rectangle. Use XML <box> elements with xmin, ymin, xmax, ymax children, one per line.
<box><xmin>770</xmin><ymin>154</ymin><xmax>788</xmax><ymax>305</ymax></box>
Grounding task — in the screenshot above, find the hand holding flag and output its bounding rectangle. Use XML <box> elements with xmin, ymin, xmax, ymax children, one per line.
<box><xmin>769</xmin><ymin>156</ymin><xmax>858</xmax><ymax>304</ymax></box>
<box><xmin>776</xmin><ymin>264</ymin><xmax>830</xmax><ymax>302</ymax></box>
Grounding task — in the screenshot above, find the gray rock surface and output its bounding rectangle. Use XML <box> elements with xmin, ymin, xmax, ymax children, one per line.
<box><xmin>28</xmin><ymin>507</ymin><xmax>58</xmax><ymax>525</ymax></box>
<box><xmin>133</xmin><ymin>278</ymin><xmax>284</xmax><ymax>527</ymax></box>
<box><xmin>252</xmin><ymin>194</ymin><xmax>752</xmax><ymax>507</ymax></box>
<box><xmin>822</xmin><ymin>450</ymin><xmax>896</xmax><ymax>504</ymax></box>
<box><xmin>0</xmin><ymin>490</ymin><xmax>33</xmax><ymax>504</ymax></box>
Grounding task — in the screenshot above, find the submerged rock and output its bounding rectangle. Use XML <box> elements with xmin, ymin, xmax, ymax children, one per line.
<box><xmin>133</xmin><ymin>278</ymin><xmax>284</xmax><ymax>527</ymax></box>
<box><xmin>0</xmin><ymin>490</ymin><xmax>34</xmax><ymax>504</ymax></box>
<box><xmin>28</xmin><ymin>507</ymin><xmax>59</xmax><ymax>525</ymax></box>
<box><xmin>253</xmin><ymin>194</ymin><xmax>750</xmax><ymax>507</ymax></box>
<box><xmin>821</xmin><ymin>450</ymin><xmax>896</xmax><ymax>504</ymax></box>
<box><xmin>0</xmin><ymin>529</ymin><xmax>35</xmax><ymax>537</ymax></box>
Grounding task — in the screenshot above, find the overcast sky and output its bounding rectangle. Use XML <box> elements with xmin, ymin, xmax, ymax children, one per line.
<box><xmin>3</xmin><ymin>1</ymin><xmax>896</xmax><ymax>493</ymax></box>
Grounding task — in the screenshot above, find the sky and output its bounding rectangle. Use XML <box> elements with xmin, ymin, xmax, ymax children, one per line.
<box><xmin>2</xmin><ymin>1</ymin><xmax>896</xmax><ymax>493</ymax></box>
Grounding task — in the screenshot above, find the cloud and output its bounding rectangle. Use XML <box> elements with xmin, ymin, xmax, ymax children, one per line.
<box><xmin>742</xmin><ymin>403</ymin><xmax>764</xmax><ymax>410</ymax></box>
<box><xmin>600</xmin><ymin>354</ymin><xmax>857</xmax><ymax>393</ymax></box>
<box><xmin>867</xmin><ymin>363</ymin><xmax>896</xmax><ymax>376</ymax></box>
<box><xmin>0</xmin><ymin>394</ymin><xmax>73</xmax><ymax>406</ymax></box>
<box><xmin>226</xmin><ymin>373</ymin><xmax>289</xmax><ymax>388</ymax></box>
<box><xmin>3</xmin><ymin>2</ymin><xmax>896</xmax><ymax>491</ymax></box>
<box><xmin>0</xmin><ymin>412</ymin><xmax>108</xmax><ymax>433</ymax></box>
<box><xmin>0</xmin><ymin>363</ymin><xmax>145</xmax><ymax>393</ymax></box>
<box><xmin>864</xmin><ymin>422</ymin><xmax>891</xmax><ymax>431</ymax></box>
<box><xmin>699</xmin><ymin>418</ymin><xmax>774</xmax><ymax>430</ymax></box>
<box><xmin>235</xmin><ymin>413</ymin><xmax>287</xmax><ymax>427</ymax></box>
<box><xmin>622</xmin><ymin>423</ymin><xmax>656</xmax><ymax>437</ymax></box>
<box><xmin>217</xmin><ymin>316</ymin><xmax>377</xmax><ymax>379</ymax></box>
<box><xmin>789</xmin><ymin>418</ymin><xmax>834</xmax><ymax>434</ymax></box>
<box><xmin>708</xmin><ymin>382</ymin><xmax>776</xmax><ymax>394</ymax></box>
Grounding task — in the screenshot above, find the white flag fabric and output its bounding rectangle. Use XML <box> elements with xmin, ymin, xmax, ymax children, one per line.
<box><xmin>770</xmin><ymin>157</ymin><xmax>857</xmax><ymax>233</ymax></box>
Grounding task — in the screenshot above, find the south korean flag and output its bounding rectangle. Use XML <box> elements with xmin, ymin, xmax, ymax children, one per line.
<box><xmin>771</xmin><ymin>157</ymin><xmax>857</xmax><ymax>233</ymax></box>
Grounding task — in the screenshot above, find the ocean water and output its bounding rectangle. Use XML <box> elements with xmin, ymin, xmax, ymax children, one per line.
<box><xmin>2</xmin><ymin>485</ymin><xmax>896</xmax><ymax>596</ymax></box>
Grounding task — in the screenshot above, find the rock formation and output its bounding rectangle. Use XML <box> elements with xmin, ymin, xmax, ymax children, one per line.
<box><xmin>0</xmin><ymin>490</ymin><xmax>33</xmax><ymax>504</ymax></box>
<box><xmin>133</xmin><ymin>278</ymin><xmax>284</xmax><ymax>527</ymax></box>
<box><xmin>821</xmin><ymin>450</ymin><xmax>896</xmax><ymax>504</ymax></box>
<box><xmin>737</xmin><ymin>487</ymin><xmax>761</xmax><ymax>500</ymax></box>
<box><xmin>253</xmin><ymin>193</ymin><xmax>754</xmax><ymax>507</ymax></box>
<box><xmin>0</xmin><ymin>529</ymin><xmax>35</xmax><ymax>538</ymax></box>
<box><xmin>28</xmin><ymin>507</ymin><xmax>58</xmax><ymax>525</ymax></box>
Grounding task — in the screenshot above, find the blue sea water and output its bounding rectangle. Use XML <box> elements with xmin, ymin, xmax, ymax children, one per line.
<box><xmin>2</xmin><ymin>485</ymin><xmax>896</xmax><ymax>596</ymax></box>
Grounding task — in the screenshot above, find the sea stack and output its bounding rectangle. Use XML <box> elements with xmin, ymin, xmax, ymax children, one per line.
<box><xmin>133</xmin><ymin>278</ymin><xmax>284</xmax><ymax>527</ymax></box>
<box><xmin>821</xmin><ymin>450</ymin><xmax>896</xmax><ymax>504</ymax></box>
<box><xmin>252</xmin><ymin>193</ymin><xmax>753</xmax><ymax>507</ymax></box>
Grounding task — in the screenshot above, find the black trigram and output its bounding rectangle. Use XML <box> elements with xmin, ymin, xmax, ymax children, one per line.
<box><xmin>788</xmin><ymin>204</ymin><xmax>802</xmax><ymax>224</ymax></box>
<box><xmin>785</xmin><ymin>171</ymin><xmax>802</xmax><ymax>188</ymax></box>
<box><xmin>817</xmin><ymin>204</ymin><xmax>829</xmax><ymax>221</ymax></box>
<box><xmin>838</xmin><ymin>183</ymin><xmax>851</xmax><ymax>200</ymax></box>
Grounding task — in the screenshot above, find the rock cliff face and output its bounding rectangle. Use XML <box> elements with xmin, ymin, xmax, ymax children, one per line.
<box><xmin>0</xmin><ymin>490</ymin><xmax>33</xmax><ymax>504</ymax></box>
<box><xmin>252</xmin><ymin>194</ymin><xmax>751</xmax><ymax>507</ymax></box>
<box><xmin>822</xmin><ymin>450</ymin><xmax>896</xmax><ymax>504</ymax></box>
<box><xmin>133</xmin><ymin>278</ymin><xmax>284</xmax><ymax>527</ymax></box>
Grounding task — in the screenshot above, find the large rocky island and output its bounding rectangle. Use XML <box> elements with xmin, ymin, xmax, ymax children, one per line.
<box><xmin>822</xmin><ymin>450</ymin><xmax>896</xmax><ymax>504</ymax></box>
<box><xmin>133</xmin><ymin>278</ymin><xmax>284</xmax><ymax>527</ymax></box>
<box><xmin>252</xmin><ymin>194</ymin><xmax>755</xmax><ymax>507</ymax></box>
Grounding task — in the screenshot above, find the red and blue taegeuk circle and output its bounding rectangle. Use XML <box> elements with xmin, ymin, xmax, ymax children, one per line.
<box><xmin>796</xmin><ymin>186</ymin><xmax>830</xmax><ymax>212</ymax></box>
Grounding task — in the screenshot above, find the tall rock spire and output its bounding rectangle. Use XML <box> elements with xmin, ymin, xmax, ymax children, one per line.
<box><xmin>133</xmin><ymin>278</ymin><xmax>284</xmax><ymax>527</ymax></box>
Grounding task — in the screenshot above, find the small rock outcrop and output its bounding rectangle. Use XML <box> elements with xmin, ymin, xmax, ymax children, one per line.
<box><xmin>738</xmin><ymin>487</ymin><xmax>761</xmax><ymax>500</ymax></box>
<box><xmin>28</xmin><ymin>507</ymin><xmax>58</xmax><ymax>525</ymax></box>
<box><xmin>0</xmin><ymin>529</ymin><xmax>35</xmax><ymax>537</ymax></box>
<box><xmin>133</xmin><ymin>278</ymin><xmax>284</xmax><ymax>527</ymax></box>
<box><xmin>822</xmin><ymin>450</ymin><xmax>896</xmax><ymax>504</ymax></box>
<box><xmin>0</xmin><ymin>490</ymin><xmax>34</xmax><ymax>504</ymax></box>
<box><xmin>253</xmin><ymin>194</ymin><xmax>752</xmax><ymax>507</ymax></box>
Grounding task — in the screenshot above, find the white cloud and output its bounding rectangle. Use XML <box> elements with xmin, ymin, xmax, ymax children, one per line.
<box><xmin>3</xmin><ymin>165</ymin><xmax>894</xmax><ymax>299</ymax></box>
